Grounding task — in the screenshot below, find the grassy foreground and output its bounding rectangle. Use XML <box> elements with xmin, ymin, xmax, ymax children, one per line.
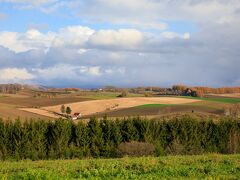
<box><xmin>0</xmin><ymin>154</ymin><xmax>240</xmax><ymax>179</ymax></box>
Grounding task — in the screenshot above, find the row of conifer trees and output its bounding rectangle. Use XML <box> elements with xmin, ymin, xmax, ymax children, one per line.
<box><xmin>0</xmin><ymin>115</ymin><xmax>240</xmax><ymax>160</ymax></box>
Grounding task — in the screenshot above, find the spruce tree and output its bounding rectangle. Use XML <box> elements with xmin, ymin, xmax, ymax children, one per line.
<box><xmin>75</xmin><ymin>122</ymin><xmax>90</xmax><ymax>157</ymax></box>
<box><xmin>52</xmin><ymin>119</ymin><xmax>72</xmax><ymax>158</ymax></box>
<box><xmin>88</xmin><ymin>117</ymin><xmax>104</xmax><ymax>157</ymax></box>
<box><xmin>0</xmin><ymin>119</ymin><xmax>7</xmax><ymax>160</ymax></box>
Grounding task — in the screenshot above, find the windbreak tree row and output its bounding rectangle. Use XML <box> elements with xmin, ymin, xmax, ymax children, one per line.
<box><xmin>0</xmin><ymin>115</ymin><xmax>240</xmax><ymax>160</ymax></box>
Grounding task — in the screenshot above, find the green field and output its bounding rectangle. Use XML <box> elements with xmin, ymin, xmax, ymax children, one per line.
<box><xmin>180</xmin><ymin>96</ymin><xmax>240</xmax><ymax>104</ymax></box>
<box><xmin>135</xmin><ymin>102</ymin><xmax>222</xmax><ymax>110</ymax></box>
<box><xmin>136</xmin><ymin>104</ymin><xmax>175</xmax><ymax>108</ymax></box>
<box><xmin>80</xmin><ymin>91</ymin><xmax>143</xmax><ymax>100</ymax></box>
<box><xmin>0</xmin><ymin>154</ymin><xmax>239</xmax><ymax>179</ymax></box>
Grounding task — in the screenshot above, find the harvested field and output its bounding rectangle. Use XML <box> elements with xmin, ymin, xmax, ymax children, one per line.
<box><xmin>0</xmin><ymin>92</ymin><xmax>91</xmax><ymax>120</ymax></box>
<box><xmin>0</xmin><ymin>97</ymin><xmax>90</xmax><ymax>107</ymax></box>
<box><xmin>23</xmin><ymin>97</ymin><xmax>201</xmax><ymax>118</ymax></box>
<box><xmin>0</xmin><ymin>93</ymin><xmax>29</xmax><ymax>98</ymax></box>
<box><xmin>19</xmin><ymin>108</ymin><xmax>61</xmax><ymax>119</ymax></box>
<box><xmin>0</xmin><ymin>103</ymin><xmax>51</xmax><ymax>120</ymax></box>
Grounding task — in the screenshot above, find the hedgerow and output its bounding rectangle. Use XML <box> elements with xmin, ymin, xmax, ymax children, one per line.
<box><xmin>0</xmin><ymin>115</ymin><xmax>239</xmax><ymax>160</ymax></box>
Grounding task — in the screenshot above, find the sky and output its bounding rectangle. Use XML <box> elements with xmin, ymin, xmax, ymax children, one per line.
<box><xmin>0</xmin><ymin>0</ymin><xmax>239</xmax><ymax>88</ymax></box>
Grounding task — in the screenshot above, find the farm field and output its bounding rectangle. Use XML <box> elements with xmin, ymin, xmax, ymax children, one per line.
<box><xmin>208</xmin><ymin>93</ymin><xmax>240</xmax><ymax>98</ymax></box>
<box><xmin>0</xmin><ymin>95</ymin><xmax>91</xmax><ymax>120</ymax></box>
<box><xmin>0</xmin><ymin>103</ymin><xmax>50</xmax><ymax>120</ymax></box>
<box><xmin>22</xmin><ymin>97</ymin><xmax>201</xmax><ymax>118</ymax></box>
<box><xmin>0</xmin><ymin>154</ymin><xmax>239</xmax><ymax>179</ymax></box>
<box><xmin>20</xmin><ymin>95</ymin><xmax>240</xmax><ymax>119</ymax></box>
<box><xmin>180</xmin><ymin>96</ymin><xmax>240</xmax><ymax>104</ymax></box>
<box><xmin>76</xmin><ymin>91</ymin><xmax>144</xmax><ymax>99</ymax></box>
<box><xmin>93</xmin><ymin>103</ymin><xmax>224</xmax><ymax>118</ymax></box>
<box><xmin>1</xmin><ymin>89</ymin><xmax>240</xmax><ymax>120</ymax></box>
<box><xmin>0</xmin><ymin>91</ymin><xmax>125</xmax><ymax>120</ymax></box>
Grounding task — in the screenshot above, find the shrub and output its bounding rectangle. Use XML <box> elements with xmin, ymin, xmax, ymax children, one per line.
<box><xmin>118</xmin><ymin>141</ymin><xmax>155</xmax><ymax>157</ymax></box>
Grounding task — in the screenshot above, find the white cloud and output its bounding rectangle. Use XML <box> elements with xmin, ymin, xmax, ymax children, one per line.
<box><xmin>53</xmin><ymin>26</ymin><xmax>94</xmax><ymax>47</ymax></box>
<box><xmin>183</xmin><ymin>33</ymin><xmax>190</xmax><ymax>40</ymax></box>
<box><xmin>0</xmin><ymin>68</ymin><xmax>34</xmax><ymax>82</ymax></box>
<box><xmin>2</xmin><ymin>0</ymin><xmax>240</xmax><ymax>30</ymax></box>
<box><xmin>77</xmin><ymin>49</ymin><xmax>88</xmax><ymax>54</ymax></box>
<box><xmin>33</xmin><ymin>64</ymin><xmax>102</xmax><ymax>80</ymax></box>
<box><xmin>0</xmin><ymin>26</ymin><xmax>94</xmax><ymax>53</ymax></box>
<box><xmin>0</xmin><ymin>27</ymin><xmax>145</xmax><ymax>53</ymax></box>
<box><xmin>88</xmin><ymin>66</ymin><xmax>101</xmax><ymax>76</ymax></box>
<box><xmin>65</xmin><ymin>0</ymin><xmax>240</xmax><ymax>31</ymax></box>
<box><xmin>0</xmin><ymin>29</ymin><xmax>55</xmax><ymax>52</ymax></box>
<box><xmin>88</xmin><ymin>29</ymin><xmax>143</xmax><ymax>48</ymax></box>
<box><xmin>161</xmin><ymin>32</ymin><xmax>190</xmax><ymax>40</ymax></box>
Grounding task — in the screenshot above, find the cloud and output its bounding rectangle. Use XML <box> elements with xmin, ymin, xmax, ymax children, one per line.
<box><xmin>0</xmin><ymin>21</ymin><xmax>239</xmax><ymax>87</ymax></box>
<box><xmin>2</xmin><ymin>0</ymin><xmax>240</xmax><ymax>30</ymax></box>
<box><xmin>0</xmin><ymin>26</ymin><xmax>191</xmax><ymax>54</ymax></box>
<box><xmin>0</xmin><ymin>1</ymin><xmax>240</xmax><ymax>87</ymax></box>
<box><xmin>0</xmin><ymin>26</ymin><xmax>94</xmax><ymax>53</ymax></box>
<box><xmin>0</xmin><ymin>0</ymin><xmax>58</xmax><ymax>5</ymax></box>
<box><xmin>161</xmin><ymin>32</ymin><xmax>190</xmax><ymax>40</ymax></box>
<box><xmin>0</xmin><ymin>68</ymin><xmax>34</xmax><ymax>83</ymax></box>
<box><xmin>88</xmin><ymin>29</ymin><xmax>143</xmax><ymax>49</ymax></box>
<box><xmin>63</xmin><ymin>0</ymin><xmax>240</xmax><ymax>30</ymax></box>
<box><xmin>0</xmin><ymin>29</ymin><xmax>55</xmax><ymax>53</ymax></box>
<box><xmin>53</xmin><ymin>26</ymin><xmax>94</xmax><ymax>47</ymax></box>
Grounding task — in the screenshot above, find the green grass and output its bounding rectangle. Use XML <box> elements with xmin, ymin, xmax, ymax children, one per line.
<box><xmin>179</xmin><ymin>96</ymin><xmax>240</xmax><ymax>104</ymax></box>
<box><xmin>135</xmin><ymin>103</ymin><xmax>221</xmax><ymax>111</ymax></box>
<box><xmin>0</xmin><ymin>154</ymin><xmax>239</xmax><ymax>179</ymax></box>
<box><xmin>0</xmin><ymin>96</ymin><xmax>8</xmax><ymax>98</ymax></box>
<box><xmin>136</xmin><ymin>104</ymin><xmax>177</xmax><ymax>108</ymax></box>
<box><xmin>80</xmin><ymin>91</ymin><xmax>143</xmax><ymax>100</ymax></box>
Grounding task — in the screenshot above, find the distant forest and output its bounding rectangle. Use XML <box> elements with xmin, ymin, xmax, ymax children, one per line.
<box><xmin>1</xmin><ymin>83</ymin><xmax>240</xmax><ymax>98</ymax></box>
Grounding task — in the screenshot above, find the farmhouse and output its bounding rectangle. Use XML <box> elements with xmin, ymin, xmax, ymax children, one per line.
<box><xmin>72</xmin><ymin>112</ymin><xmax>81</xmax><ymax>120</ymax></box>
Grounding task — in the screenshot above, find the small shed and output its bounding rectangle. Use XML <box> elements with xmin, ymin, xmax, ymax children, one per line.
<box><xmin>72</xmin><ymin>112</ymin><xmax>82</xmax><ymax>120</ymax></box>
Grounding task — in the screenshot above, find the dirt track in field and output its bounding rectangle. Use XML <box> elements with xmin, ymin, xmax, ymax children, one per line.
<box><xmin>21</xmin><ymin>97</ymin><xmax>201</xmax><ymax>118</ymax></box>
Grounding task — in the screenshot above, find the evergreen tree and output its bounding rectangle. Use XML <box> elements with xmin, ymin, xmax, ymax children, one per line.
<box><xmin>23</xmin><ymin>120</ymin><xmax>48</xmax><ymax>160</ymax></box>
<box><xmin>111</xmin><ymin>119</ymin><xmax>122</xmax><ymax>146</ymax></box>
<box><xmin>88</xmin><ymin>117</ymin><xmax>104</xmax><ymax>157</ymax></box>
<box><xmin>121</xmin><ymin>119</ymin><xmax>139</xmax><ymax>142</ymax></box>
<box><xmin>75</xmin><ymin>122</ymin><xmax>90</xmax><ymax>157</ymax></box>
<box><xmin>0</xmin><ymin>119</ymin><xmax>7</xmax><ymax>160</ymax></box>
<box><xmin>56</xmin><ymin>120</ymin><xmax>72</xmax><ymax>158</ymax></box>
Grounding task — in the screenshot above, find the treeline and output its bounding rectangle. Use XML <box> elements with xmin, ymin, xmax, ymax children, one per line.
<box><xmin>173</xmin><ymin>85</ymin><xmax>240</xmax><ymax>95</ymax></box>
<box><xmin>194</xmin><ymin>86</ymin><xmax>240</xmax><ymax>94</ymax></box>
<box><xmin>100</xmin><ymin>85</ymin><xmax>240</xmax><ymax>97</ymax></box>
<box><xmin>0</xmin><ymin>84</ymin><xmax>23</xmax><ymax>94</ymax></box>
<box><xmin>0</xmin><ymin>115</ymin><xmax>240</xmax><ymax>160</ymax></box>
